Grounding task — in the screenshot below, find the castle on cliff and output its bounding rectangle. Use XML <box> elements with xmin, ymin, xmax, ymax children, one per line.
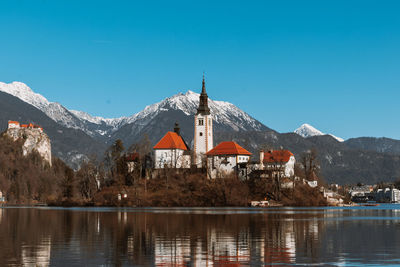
<box><xmin>6</xmin><ymin>121</ymin><xmax>52</xmax><ymax>166</ymax></box>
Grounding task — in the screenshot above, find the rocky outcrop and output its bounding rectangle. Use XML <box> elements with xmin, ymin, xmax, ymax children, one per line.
<box><xmin>6</xmin><ymin>126</ymin><xmax>52</xmax><ymax>166</ymax></box>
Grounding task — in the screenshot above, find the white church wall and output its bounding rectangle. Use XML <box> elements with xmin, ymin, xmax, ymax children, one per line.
<box><xmin>284</xmin><ymin>156</ymin><xmax>296</xmax><ymax>177</ymax></box>
<box><xmin>207</xmin><ymin>155</ymin><xmax>238</xmax><ymax>179</ymax></box>
<box><xmin>154</xmin><ymin>149</ymin><xmax>190</xmax><ymax>169</ymax></box>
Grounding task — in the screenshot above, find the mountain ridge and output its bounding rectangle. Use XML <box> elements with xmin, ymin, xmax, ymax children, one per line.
<box><xmin>294</xmin><ymin>123</ymin><xmax>344</xmax><ymax>142</ymax></box>
<box><xmin>0</xmin><ymin>82</ymin><xmax>267</xmax><ymax>140</ymax></box>
<box><xmin>2</xmin><ymin>81</ymin><xmax>400</xmax><ymax>185</ymax></box>
<box><xmin>0</xmin><ymin>91</ymin><xmax>105</xmax><ymax>169</ymax></box>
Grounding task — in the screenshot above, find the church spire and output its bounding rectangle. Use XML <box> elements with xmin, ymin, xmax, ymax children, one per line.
<box><xmin>197</xmin><ymin>74</ymin><xmax>210</xmax><ymax>115</ymax></box>
<box><xmin>201</xmin><ymin>73</ymin><xmax>206</xmax><ymax>94</ymax></box>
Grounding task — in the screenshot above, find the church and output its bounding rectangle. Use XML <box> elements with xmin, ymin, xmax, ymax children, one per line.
<box><xmin>153</xmin><ymin>76</ymin><xmax>252</xmax><ymax>178</ymax></box>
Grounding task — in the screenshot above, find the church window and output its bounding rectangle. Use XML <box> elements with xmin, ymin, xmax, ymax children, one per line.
<box><xmin>199</xmin><ymin>132</ymin><xmax>203</xmax><ymax>136</ymax></box>
<box><xmin>198</xmin><ymin>119</ymin><xmax>204</xmax><ymax>126</ymax></box>
<box><xmin>209</xmin><ymin>119</ymin><xmax>211</xmax><ymax>125</ymax></box>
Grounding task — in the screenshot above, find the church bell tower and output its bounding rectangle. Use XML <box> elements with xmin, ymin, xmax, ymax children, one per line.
<box><xmin>194</xmin><ymin>74</ymin><xmax>213</xmax><ymax>167</ymax></box>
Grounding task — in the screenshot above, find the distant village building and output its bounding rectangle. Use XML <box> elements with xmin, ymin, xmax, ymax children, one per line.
<box><xmin>321</xmin><ymin>187</ymin><xmax>344</xmax><ymax>206</ymax></box>
<box><xmin>153</xmin><ymin>123</ymin><xmax>191</xmax><ymax>169</ymax></box>
<box><xmin>193</xmin><ymin>75</ymin><xmax>213</xmax><ymax>167</ymax></box>
<box><xmin>206</xmin><ymin>141</ymin><xmax>251</xmax><ymax>179</ymax></box>
<box><xmin>258</xmin><ymin>150</ymin><xmax>295</xmax><ymax>178</ymax></box>
<box><xmin>349</xmin><ymin>185</ymin><xmax>373</xmax><ymax>197</ymax></box>
<box><xmin>375</xmin><ymin>188</ymin><xmax>400</xmax><ymax>203</ymax></box>
<box><xmin>6</xmin><ymin>120</ymin><xmax>51</xmax><ymax>166</ymax></box>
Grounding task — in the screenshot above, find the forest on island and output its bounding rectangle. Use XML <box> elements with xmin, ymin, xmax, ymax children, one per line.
<box><xmin>0</xmin><ymin>134</ymin><xmax>327</xmax><ymax>207</ymax></box>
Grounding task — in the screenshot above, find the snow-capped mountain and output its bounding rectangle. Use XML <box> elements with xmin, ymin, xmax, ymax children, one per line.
<box><xmin>69</xmin><ymin>110</ymin><xmax>126</xmax><ymax>128</ymax></box>
<box><xmin>295</xmin><ymin>123</ymin><xmax>344</xmax><ymax>142</ymax></box>
<box><xmin>0</xmin><ymin>82</ymin><xmax>133</xmax><ymax>138</ymax></box>
<box><xmin>0</xmin><ymin>82</ymin><xmax>267</xmax><ymax>141</ymax></box>
<box><xmin>71</xmin><ymin>90</ymin><xmax>265</xmax><ymax>132</ymax></box>
<box><xmin>123</xmin><ymin>90</ymin><xmax>266</xmax><ymax>132</ymax></box>
<box><xmin>0</xmin><ymin>81</ymin><xmax>88</xmax><ymax>130</ymax></box>
<box><xmin>4</xmin><ymin>81</ymin><xmax>400</xmax><ymax>185</ymax></box>
<box><xmin>105</xmin><ymin>90</ymin><xmax>270</xmax><ymax>147</ymax></box>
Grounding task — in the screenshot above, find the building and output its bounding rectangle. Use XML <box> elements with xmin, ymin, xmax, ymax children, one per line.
<box><xmin>206</xmin><ymin>141</ymin><xmax>251</xmax><ymax>179</ymax></box>
<box><xmin>193</xmin><ymin>75</ymin><xmax>213</xmax><ymax>167</ymax></box>
<box><xmin>153</xmin><ymin>123</ymin><xmax>191</xmax><ymax>169</ymax></box>
<box><xmin>6</xmin><ymin>120</ymin><xmax>51</xmax><ymax>166</ymax></box>
<box><xmin>375</xmin><ymin>188</ymin><xmax>400</xmax><ymax>203</ymax></box>
<box><xmin>259</xmin><ymin>150</ymin><xmax>295</xmax><ymax>178</ymax></box>
<box><xmin>152</xmin><ymin>76</ymin><xmax>255</xmax><ymax>179</ymax></box>
<box><xmin>349</xmin><ymin>185</ymin><xmax>373</xmax><ymax>197</ymax></box>
<box><xmin>8</xmin><ymin>120</ymin><xmax>43</xmax><ymax>132</ymax></box>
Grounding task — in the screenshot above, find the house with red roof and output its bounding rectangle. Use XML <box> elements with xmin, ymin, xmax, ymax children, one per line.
<box><xmin>259</xmin><ymin>150</ymin><xmax>296</xmax><ymax>178</ymax></box>
<box><xmin>153</xmin><ymin>123</ymin><xmax>191</xmax><ymax>169</ymax></box>
<box><xmin>206</xmin><ymin>141</ymin><xmax>252</xmax><ymax>179</ymax></box>
<box><xmin>7</xmin><ymin>120</ymin><xmax>43</xmax><ymax>132</ymax></box>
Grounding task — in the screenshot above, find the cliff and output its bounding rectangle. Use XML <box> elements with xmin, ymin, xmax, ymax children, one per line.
<box><xmin>6</xmin><ymin>126</ymin><xmax>52</xmax><ymax>166</ymax></box>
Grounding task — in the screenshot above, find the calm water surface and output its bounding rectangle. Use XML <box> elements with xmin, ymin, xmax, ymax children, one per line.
<box><xmin>1</xmin><ymin>205</ymin><xmax>400</xmax><ymax>266</ymax></box>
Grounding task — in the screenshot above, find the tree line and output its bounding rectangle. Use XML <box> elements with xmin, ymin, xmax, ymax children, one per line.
<box><xmin>0</xmin><ymin>133</ymin><xmax>327</xmax><ymax>206</ymax></box>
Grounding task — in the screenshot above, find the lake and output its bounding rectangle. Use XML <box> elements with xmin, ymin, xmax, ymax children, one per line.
<box><xmin>1</xmin><ymin>205</ymin><xmax>400</xmax><ymax>266</ymax></box>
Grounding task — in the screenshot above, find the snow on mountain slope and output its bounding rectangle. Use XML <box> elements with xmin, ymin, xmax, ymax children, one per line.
<box><xmin>0</xmin><ymin>82</ymin><xmax>85</xmax><ymax>129</ymax></box>
<box><xmin>0</xmin><ymin>82</ymin><xmax>125</xmax><ymax>137</ymax></box>
<box><xmin>69</xmin><ymin>110</ymin><xmax>126</xmax><ymax>127</ymax></box>
<box><xmin>0</xmin><ymin>82</ymin><xmax>49</xmax><ymax>110</ymax></box>
<box><xmin>0</xmin><ymin>82</ymin><xmax>267</xmax><ymax>139</ymax></box>
<box><xmin>295</xmin><ymin>123</ymin><xmax>344</xmax><ymax>142</ymax></box>
<box><xmin>71</xmin><ymin>90</ymin><xmax>266</xmax><ymax>133</ymax></box>
<box><xmin>121</xmin><ymin>90</ymin><xmax>266</xmax><ymax>132</ymax></box>
<box><xmin>329</xmin><ymin>134</ymin><xmax>345</xmax><ymax>143</ymax></box>
<box><xmin>295</xmin><ymin>123</ymin><xmax>323</xmax><ymax>138</ymax></box>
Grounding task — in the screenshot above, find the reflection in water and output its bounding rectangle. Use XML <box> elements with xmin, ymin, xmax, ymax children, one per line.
<box><xmin>0</xmin><ymin>207</ymin><xmax>400</xmax><ymax>266</ymax></box>
<box><xmin>21</xmin><ymin>236</ymin><xmax>51</xmax><ymax>267</ymax></box>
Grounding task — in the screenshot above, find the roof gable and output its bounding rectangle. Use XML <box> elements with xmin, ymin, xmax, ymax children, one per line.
<box><xmin>153</xmin><ymin>132</ymin><xmax>188</xmax><ymax>150</ymax></box>
<box><xmin>206</xmin><ymin>141</ymin><xmax>252</xmax><ymax>156</ymax></box>
<box><xmin>263</xmin><ymin>150</ymin><xmax>294</xmax><ymax>163</ymax></box>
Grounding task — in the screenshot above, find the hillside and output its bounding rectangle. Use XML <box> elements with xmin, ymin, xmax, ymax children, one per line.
<box><xmin>0</xmin><ymin>91</ymin><xmax>105</xmax><ymax>169</ymax></box>
<box><xmin>214</xmin><ymin>131</ymin><xmax>400</xmax><ymax>184</ymax></box>
<box><xmin>1</xmin><ymin>81</ymin><xmax>400</xmax><ymax>185</ymax></box>
<box><xmin>0</xmin><ymin>134</ymin><xmax>73</xmax><ymax>203</ymax></box>
<box><xmin>345</xmin><ymin>137</ymin><xmax>400</xmax><ymax>155</ymax></box>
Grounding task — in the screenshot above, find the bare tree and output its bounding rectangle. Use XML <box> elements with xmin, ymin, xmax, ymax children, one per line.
<box><xmin>104</xmin><ymin>139</ymin><xmax>125</xmax><ymax>185</ymax></box>
<box><xmin>300</xmin><ymin>148</ymin><xmax>319</xmax><ymax>180</ymax></box>
<box><xmin>76</xmin><ymin>156</ymin><xmax>99</xmax><ymax>200</ymax></box>
<box><xmin>128</xmin><ymin>135</ymin><xmax>153</xmax><ymax>202</ymax></box>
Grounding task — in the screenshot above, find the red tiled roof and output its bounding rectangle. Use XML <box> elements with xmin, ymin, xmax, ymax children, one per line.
<box><xmin>206</xmin><ymin>141</ymin><xmax>252</xmax><ymax>156</ymax></box>
<box><xmin>9</xmin><ymin>121</ymin><xmax>42</xmax><ymax>129</ymax></box>
<box><xmin>263</xmin><ymin>150</ymin><xmax>294</xmax><ymax>163</ymax></box>
<box><xmin>153</xmin><ymin>132</ymin><xmax>188</xmax><ymax>150</ymax></box>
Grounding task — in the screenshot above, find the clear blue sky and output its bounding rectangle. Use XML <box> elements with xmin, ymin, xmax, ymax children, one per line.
<box><xmin>1</xmin><ymin>0</ymin><xmax>399</xmax><ymax>140</ymax></box>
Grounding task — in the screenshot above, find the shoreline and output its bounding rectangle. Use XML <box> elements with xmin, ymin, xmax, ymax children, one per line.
<box><xmin>0</xmin><ymin>202</ymin><xmax>368</xmax><ymax>208</ymax></box>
